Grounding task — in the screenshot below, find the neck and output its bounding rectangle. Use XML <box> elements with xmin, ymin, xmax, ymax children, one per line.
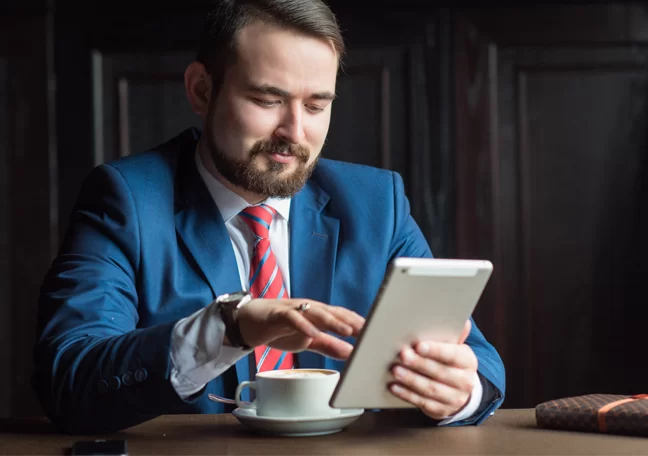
<box><xmin>198</xmin><ymin>138</ymin><xmax>266</xmax><ymax>205</ymax></box>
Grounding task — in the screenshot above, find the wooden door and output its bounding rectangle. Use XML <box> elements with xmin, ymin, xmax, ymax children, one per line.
<box><xmin>455</xmin><ymin>5</ymin><xmax>648</xmax><ymax>407</ymax></box>
<box><xmin>0</xmin><ymin>10</ymin><xmax>56</xmax><ymax>417</ymax></box>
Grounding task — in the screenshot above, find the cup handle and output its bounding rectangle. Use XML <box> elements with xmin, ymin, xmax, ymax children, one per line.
<box><xmin>235</xmin><ymin>381</ymin><xmax>256</xmax><ymax>410</ymax></box>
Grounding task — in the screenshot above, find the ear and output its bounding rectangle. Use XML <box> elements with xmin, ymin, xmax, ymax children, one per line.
<box><xmin>184</xmin><ymin>61</ymin><xmax>212</xmax><ymax>117</ymax></box>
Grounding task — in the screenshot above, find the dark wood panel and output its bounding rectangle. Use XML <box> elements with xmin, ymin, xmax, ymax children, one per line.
<box><xmin>407</xmin><ymin>10</ymin><xmax>455</xmax><ymax>258</ymax></box>
<box><xmin>621</xmin><ymin>86</ymin><xmax>648</xmax><ymax>395</ymax></box>
<box><xmin>118</xmin><ymin>76</ymin><xmax>199</xmax><ymax>157</ymax></box>
<box><xmin>497</xmin><ymin>47</ymin><xmax>648</xmax><ymax>406</ymax></box>
<box><xmin>455</xmin><ymin>5</ymin><xmax>648</xmax><ymax>408</ymax></box>
<box><xmin>54</xmin><ymin>14</ymin><xmax>94</xmax><ymax>241</ymax></box>
<box><xmin>89</xmin><ymin>13</ymin><xmax>208</xmax><ymax>53</ymax></box>
<box><xmin>94</xmin><ymin>52</ymin><xmax>198</xmax><ymax>162</ymax></box>
<box><xmin>520</xmin><ymin>65</ymin><xmax>648</xmax><ymax>401</ymax></box>
<box><xmin>0</xmin><ymin>1</ymin><xmax>47</xmax><ymax>16</ymax></box>
<box><xmin>326</xmin><ymin>47</ymin><xmax>406</xmax><ymax>170</ymax></box>
<box><xmin>0</xmin><ymin>14</ymin><xmax>55</xmax><ymax>418</ymax></box>
<box><xmin>463</xmin><ymin>5</ymin><xmax>648</xmax><ymax>46</ymax></box>
<box><xmin>0</xmin><ymin>57</ymin><xmax>10</xmax><ymax>419</ymax></box>
<box><xmin>490</xmin><ymin>49</ymin><xmax>527</xmax><ymax>408</ymax></box>
<box><xmin>453</xmin><ymin>13</ymin><xmax>505</xmax><ymax>367</ymax></box>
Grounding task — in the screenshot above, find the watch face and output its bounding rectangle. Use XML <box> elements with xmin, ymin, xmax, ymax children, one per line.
<box><xmin>218</xmin><ymin>291</ymin><xmax>249</xmax><ymax>304</ymax></box>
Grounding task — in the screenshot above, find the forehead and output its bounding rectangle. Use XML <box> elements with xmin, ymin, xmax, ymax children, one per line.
<box><xmin>230</xmin><ymin>21</ymin><xmax>338</xmax><ymax>94</ymax></box>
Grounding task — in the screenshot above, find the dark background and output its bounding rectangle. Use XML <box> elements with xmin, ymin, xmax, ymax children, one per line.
<box><xmin>2</xmin><ymin>1</ymin><xmax>648</xmax><ymax>418</ymax></box>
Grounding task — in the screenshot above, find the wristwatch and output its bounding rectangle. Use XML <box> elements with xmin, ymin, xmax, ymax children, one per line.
<box><xmin>215</xmin><ymin>291</ymin><xmax>253</xmax><ymax>349</ymax></box>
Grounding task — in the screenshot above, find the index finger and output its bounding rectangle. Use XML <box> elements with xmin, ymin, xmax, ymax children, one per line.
<box><xmin>325</xmin><ymin>306</ymin><xmax>365</xmax><ymax>336</ymax></box>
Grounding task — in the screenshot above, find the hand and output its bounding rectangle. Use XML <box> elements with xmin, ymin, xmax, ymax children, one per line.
<box><xmin>237</xmin><ymin>298</ymin><xmax>365</xmax><ymax>360</ymax></box>
<box><xmin>388</xmin><ymin>320</ymin><xmax>478</xmax><ymax>420</ymax></box>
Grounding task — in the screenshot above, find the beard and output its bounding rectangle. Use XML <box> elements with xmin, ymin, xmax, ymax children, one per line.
<box><xmin>204</xmin><ymin>131</ymin><xmax>318</xmax><ymax>199</ymax></box>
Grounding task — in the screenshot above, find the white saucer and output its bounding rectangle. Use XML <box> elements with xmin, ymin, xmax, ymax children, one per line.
<box><xmin>232</xmin><ymin>407</ymin><xmax>365</xmax><ymax>437</ymax></box>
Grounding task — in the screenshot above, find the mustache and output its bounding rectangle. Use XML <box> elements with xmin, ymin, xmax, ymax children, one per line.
<box><xmin>250</xmin><ymin>140</ymin><xmax>310</xmax><ymax>163</ymax></box>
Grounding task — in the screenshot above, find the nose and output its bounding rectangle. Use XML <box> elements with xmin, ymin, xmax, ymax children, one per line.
<box><xmin>275</xmin><ymin>102</ymin><xmax>305</xmax><ymax>144</ymax></box>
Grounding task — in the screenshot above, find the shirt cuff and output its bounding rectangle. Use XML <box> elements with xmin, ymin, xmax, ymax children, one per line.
<box><xmin>437</xmin><ymin>370</ymin><xmax>483</xmax><ymax>425</ymax></box>
<box><xmin>169</xmin><ymin>300</ymin><xmax>252</xmax><ymax>399</ymax></box>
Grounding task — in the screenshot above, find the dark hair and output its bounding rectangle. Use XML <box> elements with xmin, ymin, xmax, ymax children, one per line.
<box><xmin>196</xmin><ymin>0</ymin><xmax>345</xmax><ymax>95</ymax></box>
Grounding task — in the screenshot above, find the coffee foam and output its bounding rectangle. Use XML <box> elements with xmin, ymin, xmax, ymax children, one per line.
<box><xmin>261</xmin><ymin>369</ymin><xmax>335</xmax><ymax>378</ymax></box>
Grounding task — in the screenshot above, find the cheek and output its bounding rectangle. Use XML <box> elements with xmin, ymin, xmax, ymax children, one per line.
<box><xmin>305</xmin><ymin>113</ymin><xmax>332</xmax><ymax>150</ymax></box>
<box><xmin>211</xmin><ymin>98</ymin><xmax>278</xmax><ymax>154</ymax></box>
<box><xmin>231</xmin><ymin>99</ymin><xmax>280</xmax><ymax>138</ymax></box>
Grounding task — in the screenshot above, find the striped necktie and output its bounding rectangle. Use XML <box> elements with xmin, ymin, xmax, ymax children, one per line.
<box><xmin>239</xmin><ymin>204</ymin><xmax>293</xmax><ymax>372</ymax></box>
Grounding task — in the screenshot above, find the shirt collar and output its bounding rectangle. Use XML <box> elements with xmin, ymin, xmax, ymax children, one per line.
<box><xmin>195</xmin><ymin>150</ymin><xmax>292</xmax><ymax>223</ymax></box>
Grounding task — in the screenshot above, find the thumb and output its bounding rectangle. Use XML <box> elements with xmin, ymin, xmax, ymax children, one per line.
<box><xmin>457</xmin><ymin>319</ymin><xmax>471</xmax><ymax>345</ymax></box>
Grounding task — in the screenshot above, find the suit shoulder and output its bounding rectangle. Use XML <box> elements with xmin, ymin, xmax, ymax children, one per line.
<box><xmin>100</xmin><ymin>128</ymin><xmax>198</xmax><ymax>186</ymax></box>
<box><xmin>313</xmin><ymin>158</ymin><xmax>396</xmax><ymax>187</ymax></box>
<box><xmin>107</xmin><ymin>149</ymin><xmax>177</xmax><ymax>182</ymax></box>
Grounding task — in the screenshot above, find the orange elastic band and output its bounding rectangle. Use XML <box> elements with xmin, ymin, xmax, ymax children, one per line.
<box><xmin>597</xmin><ymin>394</ymin><xmax>648</xmax><ymax>432</ymax></box>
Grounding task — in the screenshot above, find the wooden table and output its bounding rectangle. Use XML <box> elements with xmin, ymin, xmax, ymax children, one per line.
<box><xmin>1</xmin><ymin>409</ymin><xmax>647</xmax><ymax>455</ymax></box>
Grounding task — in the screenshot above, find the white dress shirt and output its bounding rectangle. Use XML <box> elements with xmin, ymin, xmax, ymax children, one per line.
<box><xmin>168</xmin><ymin>151</ymin><xmax>481</xmax><ymax>424</ymax></box>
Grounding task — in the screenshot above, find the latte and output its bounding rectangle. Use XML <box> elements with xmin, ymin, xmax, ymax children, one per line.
<box><xmin>262</xmin><ymin>369</ymin><xmax>334</xmax><ymax>378</ymax></box>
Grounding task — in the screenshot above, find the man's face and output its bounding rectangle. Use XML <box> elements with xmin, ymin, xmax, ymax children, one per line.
<box><xmin>204</xmin><ymin>21</ymin><xmax>338</xmax><ymax>198</ymax></box>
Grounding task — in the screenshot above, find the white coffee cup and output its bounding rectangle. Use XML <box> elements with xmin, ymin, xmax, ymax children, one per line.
<box><xmin>235</xmin><ymin>368</ymin><xmax>341</xmax><ymax>418</ymax></box>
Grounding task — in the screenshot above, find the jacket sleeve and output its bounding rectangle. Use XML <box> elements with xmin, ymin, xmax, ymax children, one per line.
<box><xmin>387</xmin><ymin>171</ymin><xmax>506</xmax><ymax>426</ymax></box>
<box><xmin>32</xmin><ymin>164</ymin><xmax>195</xmax><ymax>434</ymax></box>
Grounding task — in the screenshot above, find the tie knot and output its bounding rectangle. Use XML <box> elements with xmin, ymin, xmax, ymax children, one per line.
<box><xmin>240</xmin><ymin>204</ymin><xmax>276</xmax><ymax>238</ymax></box>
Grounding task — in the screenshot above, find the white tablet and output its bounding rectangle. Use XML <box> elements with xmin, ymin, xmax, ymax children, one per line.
<box><xmin>329</xmin><ymin>257</ymin><xmax>493</xmax><ymax>409</ymax></box>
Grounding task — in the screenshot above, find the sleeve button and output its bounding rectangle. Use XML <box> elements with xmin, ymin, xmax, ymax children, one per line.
<box><xmin>134</xmin><ymin>368</ymin><xmax>148</xmax><ymax>383</ymax></box>
<box><xmin>122</xmin><ymin>371</ymin><xmax>135</xmax><ymax>386</ymax></box>
<box><xmin>108</xmin><ymin>376</ymin><xmax>122</xmax><ymax>390</ymax></box>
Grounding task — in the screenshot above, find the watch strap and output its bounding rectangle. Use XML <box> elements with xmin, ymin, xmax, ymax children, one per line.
<box><xmin>220</xmin><ymin>301</ymin><xmax>251</xmax><ymax>349</ymax></box>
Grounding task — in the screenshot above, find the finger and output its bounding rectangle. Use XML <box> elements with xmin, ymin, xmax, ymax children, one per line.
<box><xmin>269</xmin><ymin>332</ymin><xmax>313</xmax><ymax>353</ymax></box>
<box><xmin>414</xmin><ymin>340</ymin><xmax>478</xmax><ymax>370</ymax></box>
<box><xmin>283</xmin><ymin>309</ymin><xmax>321</xmax><ymax>338</ymax></box>
<box><xmin>457</xmin><ymin>320</ymin><xmax>471</xmax><ymax>344</ymax></box>
<box><xmin>388</xmin><ymin>383</ymin><xmax>459</xmax><ymax>420</ymax></box>
<box><xmin>291</xmin><ymin>299</ymin><xmax>365</xmax><ymax>336</ymax></box>
<box><xmin>288</xmin><ymin>299</ymin><xmax>365</xmax><ymax>335</ymax></box>
<box><xmin>325</xmin><ymin>307</ymin><xmax>366</xmax><ymax>335</ymax></box>
<box><xmin>308</xmin><ymin>332</ymin><xmax>354</xmax><ymax>360</ymax></box>
<box><xmin>392</xmin><ymin>364</ymin><xmax>472</xmax><ymax>408</ymax></box>
<box><xmin>399</xmin><ymin>347</ymin><xmax>475</xmax><ymax>392</ymax></box>
<box><xmin>299</xmin><ymin>305</ymin><xmax>354</xmax><ymax>337</ymax></box>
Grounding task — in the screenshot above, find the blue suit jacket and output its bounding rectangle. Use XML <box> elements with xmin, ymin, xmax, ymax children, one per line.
<box><xmin>33</xmin><ymin>128</ymin><xmax>505</xmax><ymax>433</ymax></box>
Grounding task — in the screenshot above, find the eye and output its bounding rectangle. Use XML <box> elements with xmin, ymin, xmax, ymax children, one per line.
<box><xmin>254</xmin><ymin>99</ymin><xmax>280</xmax><ymax>107</ymax></box>
<box><xmin>306</xmin><ymin>105</ymin><xmax>325</xmax><ymax>113</ymax></box>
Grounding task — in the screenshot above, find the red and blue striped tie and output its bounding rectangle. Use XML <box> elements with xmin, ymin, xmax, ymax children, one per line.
<box><xmin>239</xmin><ymin>204</ymin><xmax>293</xmax><ymax>372</ymax></box>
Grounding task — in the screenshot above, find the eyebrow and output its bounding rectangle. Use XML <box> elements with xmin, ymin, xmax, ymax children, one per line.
<box><xmin>249</xmin><ymin>84</ymin><xmax>336</xmax><ymax>101</ymax></box>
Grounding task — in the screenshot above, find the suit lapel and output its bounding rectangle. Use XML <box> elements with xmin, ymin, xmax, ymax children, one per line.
<box><xmin>174</xmin><ymin>153</ymin><xmax>241</xmax><ymax>297</ymax></box>
<box><xmin>173</xmin><ymin>146</ymin><xmax>250</xmax><ymax>384</ymax></box>
<box><xmin>289</xmin><ymin>181</ymin><xmax>340</xmax><ymax>369</ymax></box>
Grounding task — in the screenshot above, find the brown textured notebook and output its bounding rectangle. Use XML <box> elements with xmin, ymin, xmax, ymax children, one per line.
<box><xmin>536</xmin><ymin>394</ymin><xmax>648</xmax><ymax>437</ymax></box>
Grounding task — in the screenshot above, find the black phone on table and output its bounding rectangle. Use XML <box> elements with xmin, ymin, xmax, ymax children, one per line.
<box><xmin>71</xmin><ymin>439</ymin><xmax>127</xmax><ymax>456</ymax></box>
